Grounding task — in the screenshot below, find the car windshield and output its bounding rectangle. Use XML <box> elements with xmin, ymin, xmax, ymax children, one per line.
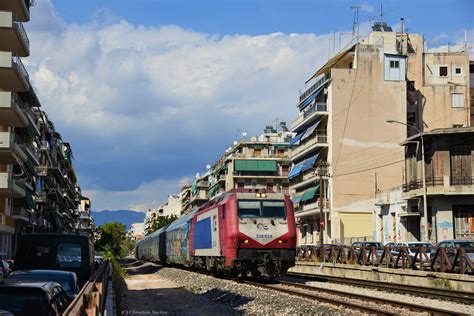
<box><xmin>9</xmin><ymin>274</ymin><xmax>73</xmax><ymax>293</ymax></box>
<box><xmin>454</xmin><ymin>241</ymin><xmax>474</xmax><ymax>248</ymax></box>
<box><xmin>409</xmin><ymin>243</ymin><xmax>431</xmax><ymax>249</ymax></box>
<box><xmin>0</xmin><ymin>288</ymin><xmax>48</xmax><ymax>315</ymax></box>
<box><xmin>363</xmin><ymin>243</ymin><xmax>383</xmax><ymax>247</ymax></box>
<box><xmin>238</xmin><ymin>200</ymin><xmax>286</xmax><ymax>218</ymax></box>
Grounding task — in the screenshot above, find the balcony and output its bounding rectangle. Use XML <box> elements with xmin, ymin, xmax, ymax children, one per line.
<box><xmin>291</xmin><ymin>131</ymin><xmax>328</xmax><ymax>161</ymax></box>
<box><xmin>0</xmin><ymin>91</ymin><xmax>28</xmax><ymax>127</ymax></box>
<box><xmin>0</xmin><ymin>11</ymin><xmax>29</xmax><ymax>56</ymax></box>
<box><xmin>298</xmin><ymin>75</ymin><xmax>329</xmax><ymax>103</ymax></box>
<box><xmin>0</xmin><ymin>0</ymin><xmax>30</xmax><ymax>22</ymax></box>
<box><xmin>12</xmin><ymin>206</ymin><xmax>30</xmax><ymax>222</ymax></box>
<box><xmin>402</xmin><ymin>176</ymin><xmax>474</xmax><ymax>197</ymax></box>
<box><xmin>0</xmin><ymin>131</ymin><xmax>27</xmax><ymax>163</ymax></box>
<box><xmin>0</xmin><ymin>52</ymin><xmax>29</xmax><ymax>91</ymax></box>
<box><xmin>0</xmin><ymin>214</ymin><xmax>15</xmax><ymax>233</ymax></box>
<box><xmin>19</xmin><ymin>142</ymin><xmax>39</xmax><ymax>166</ymax></box>
<box><xmin>294</xmin><ymin>198</ymin><xmax>329</xmax><ymax>218</ymax></box>
<box><xmin>292</xmin><ymin>103</ymin><xmax>328</xmax><ymax>132</ymax></box>
<box><xmin>35</xmin><ymin>191</ymin><xmax>47</xmax><ymax>203</ymax></box>
<box><xmin>0</xmin><ymin>172</ymin><xmax>25</xmax><ymax>197</ymax></box>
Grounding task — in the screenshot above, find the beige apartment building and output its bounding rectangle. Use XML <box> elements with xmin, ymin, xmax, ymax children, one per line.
<box><xmin>179</xmin><ymin>125</ymin><xmax>292</xmax><ymax>215</ymax></box>
<box><xmin>290</xmin><ymin>22</ymin><xmax>471</xmax><ymax>245</ymax></box>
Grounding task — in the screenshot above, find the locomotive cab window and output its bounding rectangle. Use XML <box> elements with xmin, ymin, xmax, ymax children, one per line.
<box><xmin>238</xmin><ymin>201</ymin><xmax>261</xmax><ymax>218</ymax></box>
<box><xmin>238</xmin><ymin>200</ymin><xmax>286</xmax><ymax>218</ymax></box>
<box><xmin>261</xmin><ymin>201</ymin><xmax>286</xmax><ymax>218</ymax></box>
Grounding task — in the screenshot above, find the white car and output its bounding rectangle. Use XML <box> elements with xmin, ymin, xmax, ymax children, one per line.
<box><xmin>391</xmin><ymin>242</ymin><xmax>432</xmax><ymax>263</ymax></box>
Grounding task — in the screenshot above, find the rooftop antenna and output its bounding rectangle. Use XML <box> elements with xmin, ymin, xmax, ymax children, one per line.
<box><xmin>351</xmin><ymin>5</ymin><xmax>360</xmax><ymax>38</ymax></box>
<box><xmin>380</xmin><ymin>2</ymin><xmax>384</xmax><ymax>23</ymax></box>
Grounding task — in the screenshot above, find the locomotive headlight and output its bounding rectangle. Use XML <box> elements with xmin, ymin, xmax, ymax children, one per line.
<box><xmin>278</xmin><ymin>239</ymin><xmax>288</xmax><ymax>244</ymax></box>
<box><xmin>243</xmin><ymin>239</ymin><xmax>249</xmax><ymax>244</ymax></box>
<box><xmin>255</xmin><ymin>193</ymin><xmax>267</xmax><ymax>198</ymax></box>
<box><xmin>256</xmin><ymin>193</ymin><xmax>261</xmax><ymax>197</ymax></box>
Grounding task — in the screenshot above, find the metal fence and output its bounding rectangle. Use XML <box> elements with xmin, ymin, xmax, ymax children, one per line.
<box><xmin>64</xmin><ymin>260</ymin><xmax>111</xmax><ymax>315</ymax></box>
<box><xmin>296</xmin><ymin>245</ymin><xmax>474</xmax><ymax>275</ymax></box>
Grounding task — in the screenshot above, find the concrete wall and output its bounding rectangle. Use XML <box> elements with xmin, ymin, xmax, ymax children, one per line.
<box><xmin>329</xmin><ymin>44</ymin><xmax>407</xmax><ymax>239</ymax></box>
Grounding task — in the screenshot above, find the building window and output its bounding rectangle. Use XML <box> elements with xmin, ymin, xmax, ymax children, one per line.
<box><xmin>439</xmin><ymin>66</ymin><xmax>448</xmax><ymax>77</ymax></box>
<box><xmin>254</xmin><ymin>149</ymin><xmax>261</xmax><ymax>157</ymax></box>
<box><xmin>454</xmin><ymin>67</ymin><xmax>462</xmax><ymax>75</ymax></box>
<box><xmin>452</xmin><ymin>93</ymin><xmax>465</xmax><ymax>108</ymax></box>
<box><xmin>390</xmin><ymin>60</ymin><xmax>399</xmax><ymax>68</ymax></box>
<box><xmin>453</xmin><ymin>124</ymin><xmax>464</xmax><ymax>128</ymax></box>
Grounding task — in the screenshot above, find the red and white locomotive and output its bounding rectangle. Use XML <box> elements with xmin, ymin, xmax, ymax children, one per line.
<box><xmin>136</xmin><ymin>188</ymin><xmax>296</xmax><ymax>277</ymax></box>
<box><xmin>190</xmin><ymin>188</ymin><xmax>296</xmax><ymax>277</ymax></box>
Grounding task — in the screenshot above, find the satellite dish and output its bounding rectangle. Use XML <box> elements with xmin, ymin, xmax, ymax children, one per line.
<box><xmin>195</xmin><ymin>173</ymin><xmax>200</xmax><ymax>178</ymax></box>
<box><xmin>205</xmin><ymin>164</ymin><xmax>211</xmax><ymax>170</ymax></box>
<box><xmin>227</xmin><ymin>147</ymin><xmax>232</xmax><ymax>151</ymax></box>
<box><xmin>225</xmin><ymin>149</ymin><xmax>229</xmax><ymax>153</ymax></box>
<box><xmin>250</xmin><ymin>136</ymin><xmax>257</xmax><ymax>142</ymax></box>
<box><xmin>242</xmin><ymin>131</ymin><xmax>247</xmax><ymax>137</ymax></box>
<box><xmin>233</xmin><ymin>140</ymin><xmax>238</xmax><ymax>145</ymax></box>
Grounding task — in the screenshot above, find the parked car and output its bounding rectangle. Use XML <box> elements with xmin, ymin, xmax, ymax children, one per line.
<box><xmin>5</xmin><ymin>260</ymin><xmax>13</xmax><ymax>269</ymax></box>
<box><xmin>383</xmin><ymin>242</ymin><xmax>395</xmax><ymax>249</ymax></box>
<box><xmin>432</xmin><ymin>240</ymin><xmax>474</xmax><ymax>268</ymax></box>
<box><xmin>8</xmin><ymin>270</ymin><xmax>79</xmax><ymax>303</ymax></box>
<box><xmin>351</xmin><ymin>242</ymin><xmax>385</xmax><ymax>257</ymax></box>
<box><xmin>391</xmin><ymin>242</ymin><xmax>432</xmax><ymax>264</ymax></box>
<box><xmin>0</xmin><ymin>261</ymin><xmax>11</xmax><ymax>278</ymax></box>
<box><xmin>0</xmin><ymin>281</ymin><xmax>69</xmax><ymax>315</ymax></box>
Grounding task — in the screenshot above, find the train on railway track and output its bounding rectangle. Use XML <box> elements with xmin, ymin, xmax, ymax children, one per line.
<box><xmin>135</xmin><ymin>188</ymin><xmax>296</xmax><ymax>277</ymax></box>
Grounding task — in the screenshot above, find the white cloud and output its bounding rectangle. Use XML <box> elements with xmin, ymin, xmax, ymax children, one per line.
<box><xmin>30</xmin><ymin>1</ymin><xmax>451</xmax><ymax>211</ymax></box>
<box><xmin>83</xmin><ymin>177</ymin><xmax>187</xmax><ymax>212</ymax></box>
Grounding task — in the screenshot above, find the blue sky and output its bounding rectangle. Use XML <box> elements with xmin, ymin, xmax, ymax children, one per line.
<box><xmin>25</xmin><ymin>0</ymin><xmax>473</xmax><ymax>211</ymax></box>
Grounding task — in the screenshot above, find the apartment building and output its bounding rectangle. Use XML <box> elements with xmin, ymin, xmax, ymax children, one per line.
<box><xmin>0</xmin><ymin>0</ymin><xmax>92</xmax><ymax>256</ymax></box>
<box><xmin>0</xmin><ymin>0</ymin><xmax>33</xmax><ymax>257</ymax></box>
<box><xmin>177</xmin><ymin>124</ymin><xmax>292</xmax><ymax>216</ymax></box>
<box><xmin>76</xmin><ymin>196</ymin><xmax>93</xmax><ymax>236</ymax></box>
<box><xmin>289</xmin><ymin>22</ymin><xmax>471</xmax><ymax>245</ymax></box>
<box><xmin>208</xmin><ymin>125</ymin><xmax>292</xmax><ymax>199</ymax></box>
<box><xmin>144</xmin><ymin>194</ymin><xmax>181</xmax><ymax>231</ymax></box>
<box><xmin>375</xmin><ymin>127</ymin><xmax>474</xmax><ymax>242</ymax></box>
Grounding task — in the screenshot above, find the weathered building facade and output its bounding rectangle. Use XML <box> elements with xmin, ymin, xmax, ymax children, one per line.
<box><xmin>290</xmin><ymin>23</ymin><xmax>471</xmax><ymax>245</ymax></box>
<box><xmin>375</xmin><ymin>128</ymin><xmax>474</xmax><ymax>243</ymax></box>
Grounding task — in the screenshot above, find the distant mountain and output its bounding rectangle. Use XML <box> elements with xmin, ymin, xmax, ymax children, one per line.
<box><xmin>92</xmin><ymin>210</ymin><xmax>146</xmax><ymax>230</ymax></box>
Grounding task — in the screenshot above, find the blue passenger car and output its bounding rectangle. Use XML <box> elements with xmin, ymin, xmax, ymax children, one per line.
<box><xmin>165</xmin><ymin>211</ymin><xmax>195</xmax><ymax>266</ymax></box>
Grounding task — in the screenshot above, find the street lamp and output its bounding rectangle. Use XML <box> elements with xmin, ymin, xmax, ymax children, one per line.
<box><xmin>386</xmin><ymin>119</ymin><xmax>429</xmax><ymax>241</ymax></box>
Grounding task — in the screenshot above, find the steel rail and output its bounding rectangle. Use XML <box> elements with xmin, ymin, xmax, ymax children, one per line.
<box><xmin>286</xmin><ymin>272</ymin><xmax>474</xmax><ymax>304</ymax></box>
<box><xmin>244</xmin><ymin>279</ymin><xmax>457</xmax><ymax>315</ymax></box>
<box><xmin>243</xmin><ymin>280</ymin><xmax>390</xmax><ymax>315</ymax></box>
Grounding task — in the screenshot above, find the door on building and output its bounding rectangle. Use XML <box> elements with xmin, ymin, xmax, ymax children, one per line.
<box><xmin>453</xmin><ymin>205</ymin><xmax>474</xmax><ymax>240</ymax></box>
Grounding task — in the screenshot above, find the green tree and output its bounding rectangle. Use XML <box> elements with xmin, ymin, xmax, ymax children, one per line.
<box><xmin>145</xmin><ymin>214</ymin><xmax>178</xmax><ymax>235</ymax></box>
<box><xmin>95</xmin><ymin>222</ymin><xmax>128</xmax><ymax>258</ymax></box>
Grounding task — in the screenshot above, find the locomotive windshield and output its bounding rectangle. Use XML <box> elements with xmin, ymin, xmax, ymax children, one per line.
<box><xmin>238</xmin><ymin>200</ymin><xmax>286</xmax><ymax>218</ymax></box>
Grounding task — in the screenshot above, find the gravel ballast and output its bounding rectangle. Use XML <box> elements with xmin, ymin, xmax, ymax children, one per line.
<box><xmin>121</xmin><ymin>260</ymin><xmax>348</xmax><ymax>315</ymax></box>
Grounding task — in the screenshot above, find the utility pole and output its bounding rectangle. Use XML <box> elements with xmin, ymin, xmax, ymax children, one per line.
<box><xmin>315</xmin><ymin>161</ymin><xmax>329</xmax><ymax>245</ymax></box>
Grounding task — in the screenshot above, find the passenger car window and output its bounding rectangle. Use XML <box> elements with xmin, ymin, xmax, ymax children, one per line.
<box><xmin>57</xmin><ymin>243</ymin><xmax>82</xmax><ymax>268</ymax></box>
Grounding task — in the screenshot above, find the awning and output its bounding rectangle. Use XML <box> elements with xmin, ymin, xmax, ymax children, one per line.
<box><xmin>300</xmin><ymin>185</ymin><xmax>320</xmax><ymax>202</ymax></box>
<box><xmin>288</xmin><ymin>164</ymin><xmax>303</xmax><ymax>180</ymax></box>
<box><xmin>291</xmin><ymin>194</ymin><xmax>302</xmax><ymax>205</ymax></box>
<box><xmin>299</xmin><ymin>86</ymin><xmax>325</xmax><ymax>111</ymax></box>
<box><xmin>26</xmin><ymin>191</ymin><xmax>36</xmax><ymax>209</ymax></box>
<box><xmin>289</xmin><ymin>133</ymin><xmax>304</xmax><ymax>147</ymax></box>
<box><xmin>301</xmin><ymin>153</ymin><xmax>319</xmax><ymax>172</ymax></box>
<box><xmin>234</xmin><ymin>160</ymin><xmax>277</xmax><ymax>172</ymax></box>
<box><xmin>300</xmin><ymin>119</ymin><xmax>322</xmax><ymax>142</ymax></box>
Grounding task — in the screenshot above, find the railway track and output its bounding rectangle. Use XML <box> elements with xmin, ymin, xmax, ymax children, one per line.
<box><xmin>243</xmin><ymin>279</ymin><xmax>459</xmax><ymax>315</ymax></box>
<box><xmin>286</xmin><ymin>272</ymin><xmax>474</xmax><ymax>305</ymax></box>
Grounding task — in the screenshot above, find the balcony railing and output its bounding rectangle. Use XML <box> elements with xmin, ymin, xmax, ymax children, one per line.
<box><xmin>291</xmin><ymin>131</ymin><xmax>328</xmax><ymax>158</ymax></box>
<box><xmin>402</xmin><ymin>177</ymin><xmax>444</xmax><ymax>192</ymax></box>
<box><xmin>13</xmin><ymin>56</ymin><xmax>28</xmax><ymax>79</ymax></box>
<box><xmin>12</xmin><ymin>207</ymin><xmax>30</xmax><ymax>219</ymax></box>
<box><xmin>14</xmin><ymin>21</ymin><xmax>29</xmax><ymax>49</ymax></box>
<box><xmin>451</xmin><ymin>177</ymin><xmax>474</xmax><ymax>186</ymax></box>
<box><xmin>0</xmin><ymin>214</ymin><xmax>15</xmax><ymax>228</ymax></box>
<box><xmin>299</xmin><ymin>75</ymin><xmax>329</xmax><ymax>103</ymax></box>
<box><xmin>303</xmin><ymin>103</ymin><xmax>327</xmax><ymax>119</ymax></box>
